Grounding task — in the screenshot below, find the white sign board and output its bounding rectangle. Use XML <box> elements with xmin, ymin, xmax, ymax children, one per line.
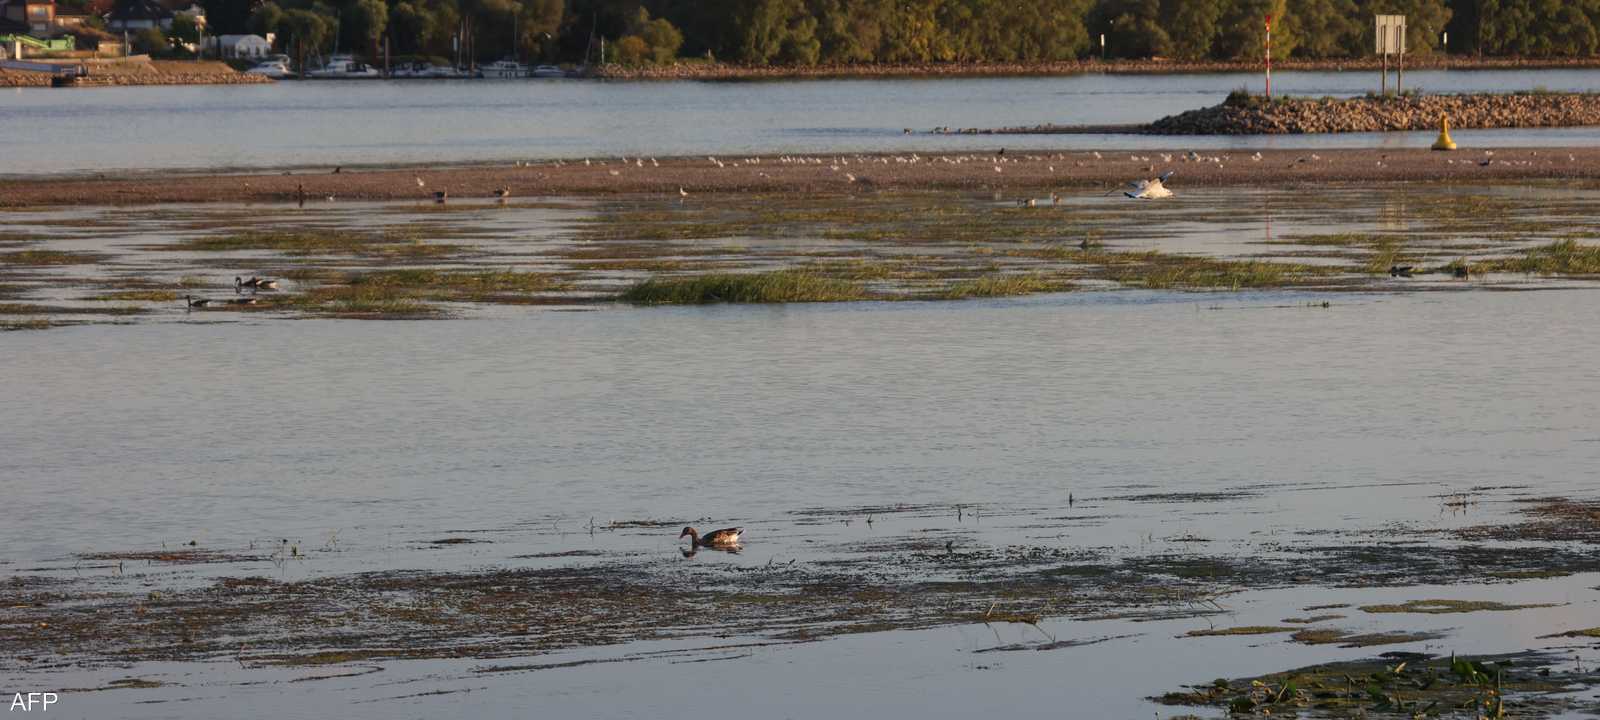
<box><xmin>1376</xmin><ymin>15</ymin><xmax>1406</xmax><ymax>54</ymax></box>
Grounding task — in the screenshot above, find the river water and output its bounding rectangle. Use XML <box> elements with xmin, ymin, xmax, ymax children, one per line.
<box><xmin>6</xmin><ymin>68</ymin><xmax>1600</xmax><ymax>175</ymax></box>
<box><xmin>4</xmin><ymin>288</ymin><xmax>1600</xmax><ymax>718</ymax></box>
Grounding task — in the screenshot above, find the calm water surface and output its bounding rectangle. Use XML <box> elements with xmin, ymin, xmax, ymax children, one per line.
<box><xmin>4</xmin><ymin>289</ymin><xmax>1600</xmax><ymax>718</ymax></box>
<box><xmin>5</xmin><ymin>289</ymin><xmax>1597</xmax><ymax>562</ymax></box>
<box><xmin>7</xmin><ymin>69</ymin><xmax>1600</xmax><ymax>175</ymax></box>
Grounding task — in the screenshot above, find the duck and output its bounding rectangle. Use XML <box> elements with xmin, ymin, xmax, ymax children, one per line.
<box><xmin>229</xmin><ymin>297</ymin><xmax>258</xmax><ymax>306</ymax></box>
<box><xmin>679</xmin><ymin>526</ymin><xmax>742</xmax><ymax>548</ymax></box>
<box><xmin>1389</xmin><ymin>265</ymin><xmax>1417</xmax><ymax>278</ymax></box>
<box><xmin>236</xmin><ymin>275</ymin><xmax>260</xmax><ymax>291</ymax></box>
<box><xmin>184</xmin><ymin>295</ymin><xmax>210</xmax><ymax>308</ymax></box>
<box><xmin>494</xmin><ymin>187</ymin><xmax>511</xmax><ymax>200</ymax></box>
<box><xmin>256</xmin><ymin>278</ymin><xmax>279</xmax><ymax>290</ymax></box>
<box><xmin>433</xmin><ymin>190</ymin><xmax>448</xmax><ymax>204</ymax></box>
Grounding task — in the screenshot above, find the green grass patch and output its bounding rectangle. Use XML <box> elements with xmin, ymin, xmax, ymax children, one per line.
<box><xmin>934</xmin><ymin>273</ymin><xmax>1071</xmax><ymax>299</ymax></box>
<box><xmin>620</xmin><ymin>271</ymin><xmax>868</xmax><ymax>305</ymax></box>
<box><xmin>1477</xmin><ymin>238</ymin><xmax>1600</xmax><ymax>275</ymax></box>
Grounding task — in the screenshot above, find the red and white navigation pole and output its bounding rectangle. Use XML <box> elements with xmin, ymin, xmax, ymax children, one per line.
<box><xmin>1265</xmin><ymin>14</ymin><xmax>1273</xmax><ymax>99</ymax></box>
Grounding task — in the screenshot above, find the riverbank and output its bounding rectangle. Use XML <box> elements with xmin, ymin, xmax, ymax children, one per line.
<box><xmin>0</xmin><ymin>58</ymin><xmax>270</xmax><ymax>88</ymax></box>
<box><xmin>3</xmin><ymin>146</ymin><xmax>1598</xmax><ymax>207</ymax></box>
<box><xmin>589</xmin><ymin>55</ymin><xmax>1600</xmax><ymax>80</ymax></box>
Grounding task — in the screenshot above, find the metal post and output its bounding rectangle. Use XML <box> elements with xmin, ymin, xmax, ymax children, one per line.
<box><xmin>1381</xmin><ymin>52</ymin><xmax>1387</xmax><ymax>94</ymax></box>
<box><xmin>1265</xmin><ymin>14</ymin><xmax>1272</xmax><ymax>99</ymax></box>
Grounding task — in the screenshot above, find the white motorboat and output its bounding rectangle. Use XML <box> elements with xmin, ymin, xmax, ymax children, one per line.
<box><xmin>305</xmin><ymin>54</ymin><xmax>382</xmax><ymax>79</ymax></box>
<box><xmin>244</xmin><ymin>59</ymin><xmax>295</xmax><ymax>79</ymax></box>
<box><xmin>531</xmin><ymin>64</ymin><xmax>566</xmax><ymax>78</ymax></box>
<box><xmin>480</xmin><ymin>58</ymin><xmax>528</xmax><ymax>78</ymax></box>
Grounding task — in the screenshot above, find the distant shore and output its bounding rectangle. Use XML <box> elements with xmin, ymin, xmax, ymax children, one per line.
<box><xmin>0</xmin><ymin>58</ymin><xmax>269</xmax><ymax>88</ymax></box>
<box><xmin>4</xmin><ymin>146</ymin><xmax>1597</xmax><ymax>208</ymax></box>
<box><xmin>589</xmin><ymin>55</ymin><xmax>1600</xmax><ymax>80</ymax></box>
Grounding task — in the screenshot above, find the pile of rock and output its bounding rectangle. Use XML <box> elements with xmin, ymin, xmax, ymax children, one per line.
<box><xmin>1149</xmin><ymin>93</ymin><xmax>1600</xmax><ymax>135</ymax></box>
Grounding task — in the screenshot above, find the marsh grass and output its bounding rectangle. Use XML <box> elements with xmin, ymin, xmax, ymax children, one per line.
<box><xmin>1</xmin><ymin>319</ymin><xmax>56</xmax><ymax>331</ymax></box>
<box><xmin>621</xmin><ymin>271</ymin><xmax>868</xmax><ymax>304</ymax></box>
<box><xmin>0</xmin><ymin>303</ymin><xmax>145</xmax><ymax>316</ymax></box>
<box><xmin>0</xmin><ymin>250</ymin><xmax>105</xmax><ymax>266</ymax></box>
<box><xmin>91</xmin><ymin>289</ymin><xmax>181</xmax><ymax>302</ymax></box>
<box><xmin>167</xmin><ymin>230</ymin><xmax>464</xmax><ymax>258</ymax></box>
<box><xmin>1477</xmin><ymin>238</ymin><xmax>1600</xmax><ymax>275</ymax></box>
<box><xmin>1359</xmin><ymin>599</ymin><xmax>1557</xmax><ymax>614</ymax></box>
<box><xmin>283</xmin><ymin>286</ymin><xmax>441</xmax><ymax>317</ymax></box>
<box><xmin>348</xmin><ymin>269</ymin><xmax>567</xmax><ymax>298</ymax></box>
<box><xmin>1114</xmin><ymin>255</ymin><xmax>1314</xmax><ymax>289</ymax></box>
<box><xmin>1184</xmin><ymin>626</ymin><xmax>1296</xmax><ymax>637</ymax></box>
<box><xmin>935</xmin><ymin>273</ymin><xmax>1070</xmax><ymax>299</ymax></box>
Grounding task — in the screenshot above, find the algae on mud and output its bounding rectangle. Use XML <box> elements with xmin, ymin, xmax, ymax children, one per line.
<box><xmin>1158</xmin><ymin>652</ymin><xmax>1598</xmax><ymax>719</ymax></box>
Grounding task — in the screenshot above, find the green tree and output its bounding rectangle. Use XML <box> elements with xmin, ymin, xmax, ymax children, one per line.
<box><xmin>280</xmin><ymin>8</ymin><xmax>333</xmax><ymax>70</ymax></box>
<box><xmin>249</xmin><ymin>2</ymin><xmax>285</xmax><ymax>39</ymax></box>
<box><xmin>1285</xmin><ymin>0</ymin><xmax>1361</xmax><ymax>57</ymax></box>
<box><xmin>341</xmin><ymin>0</ymin><xmax>388</xmax><ymax>59</ymax></box>
<box><xmin>132</xmin><ymin>26</ymin><xmax>168</xmax><ymax>54</ymax></box>
<box><xmin>169</xmin><ymin>14</ymin><xmax>201</xmax><ymax>44</ymax></box>
<box><xmin>1213</xmin><ymin>0</ymin><xmax>1293</xmax><ymax>59</ymax></box>
<box><xmin>1162</xmin><ymin>0</ymin><xmax>1223</xmax><ymax>59</ymax></box>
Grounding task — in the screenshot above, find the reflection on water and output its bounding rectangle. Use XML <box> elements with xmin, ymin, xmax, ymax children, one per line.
<box><xmin>8</xmin><ymin>69</ymin><xmax>1600</xmax><ymax>175</ymax></box>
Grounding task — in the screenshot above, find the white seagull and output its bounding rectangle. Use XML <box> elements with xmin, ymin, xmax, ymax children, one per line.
<box><xmin>1120</xmin><ymin>171</ymin><xmax>1175</xmax><ymax>199</ymax></box>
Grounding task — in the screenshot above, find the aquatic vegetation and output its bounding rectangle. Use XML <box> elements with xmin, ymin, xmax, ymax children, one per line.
<box><xmin>1282</xmin><ymin>614</ymin><xmax>1345</xmax><ymax>624</ymax></box>
<box><xmin>1476</xmin><ymin>238</ymin><xmax>1600</xmax><ymax>275</ymax></box>
<box><xmin>165</xmin><ymin>229</ymin><xmax>464</xmax><ymax>258</ymax></box>
<box><xmin>620</xmin><ymin>271</ymin><xmax>868</xmax><ymax>304</ymax></box>
<box><xmin>0</xmin><ymin>250</ymin><xmax>105</xmax><ymax>265</ymax></box>
<box><xmin>1157</xmin><ymin>652</ymin><xmax>1582</xmax><ymax>718</ymax></box>
<box><xmin>933</xmin><ymin>273</ymin><xmax>1070</xmax><ymax>299</ymax></box>
<box><xmin>1290</xmin><ymin>628</ymin><xmax>1446</xmax><ymax>648</ymax></box>
<box><xmin>1111</xmin><ymin>255</ymin><xmax>1317</xmax><ymax>290</ymax></box>
<box><xmin>1359</xmin><ymin>599</ymin><xmax>1559</xmax><ymax>614</ymax></box>
<box><xmin>1540</xmin><ymin>627</ymin><xmax>1600</xmax><ymax>638</ymax></box>
<box><xmin>0</xmin><ymin>303</ymin><xmax>145</xmax><ymax>315</ymax></box>
<box><xmin>1183</xmin><ymin>625</ymin><xmax>1296</xmax><ymax>637</ymax></box>
<box><xmin>90</xmin><ymin>289</ymin><xmax>181</xmax><ymax>302</ymax></box>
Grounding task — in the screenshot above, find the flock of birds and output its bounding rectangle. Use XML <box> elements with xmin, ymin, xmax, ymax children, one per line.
<box><xmin>183</xmin><ymin>275</ymin><xmax>281</xmax><ymax>309</ymax></box>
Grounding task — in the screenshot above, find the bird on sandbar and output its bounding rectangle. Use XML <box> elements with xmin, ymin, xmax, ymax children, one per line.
<box><xmin>679</xmin><ymin>526</ymin><xmax>743</xmax><ymax>548</ymax></box>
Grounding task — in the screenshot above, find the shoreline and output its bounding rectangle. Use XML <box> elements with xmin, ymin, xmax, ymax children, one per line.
<box><xmin>589</xmin><ymin>55</ymin><xmax>1600</xmax><ymax>81</ymax></box>
<box><xmin>4</xmin><ymin>146</ymin><xmax>1598</xmax><ymax>208</ymax></box>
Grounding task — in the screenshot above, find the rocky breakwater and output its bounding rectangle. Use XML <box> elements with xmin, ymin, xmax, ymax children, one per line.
<box><xmin>1149</xmin><ymin>92</ymin><xmax>1600</xmax><ymax>135</ymax></box>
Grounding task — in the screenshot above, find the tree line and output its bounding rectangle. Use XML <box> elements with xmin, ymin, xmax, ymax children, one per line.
<box><xmin>180</xmin><ymin>0</ymin><xmax>1600</xmax><ymax>66</ymax></box>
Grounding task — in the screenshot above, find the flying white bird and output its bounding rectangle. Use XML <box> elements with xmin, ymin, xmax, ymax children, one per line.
<box><xmin>1119</xmin><ymin>170</ymin><xmax>1175</xmax><ymax>199</ymax></box>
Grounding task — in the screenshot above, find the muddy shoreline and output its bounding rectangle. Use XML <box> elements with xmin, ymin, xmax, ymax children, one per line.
<box><xmin>5</xmin><ymin>147</ymin><xmax>1600</xmax><ymax>208</ymax></box>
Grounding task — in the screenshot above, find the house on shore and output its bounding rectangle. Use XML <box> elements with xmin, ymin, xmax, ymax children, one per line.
<box><xmin>105</xmin><ymin>0</ymin><xmax>170</xmax><ymax>31</ymax></box>
<box><xmin>215</xmin><ymin>33</ymin><xmax>269</xmax><ymax>59</ymax></box>
<box><xmin>1</xmin><ymin>0</ymin><xmax>55</xmax><ymax>36</ymax></box>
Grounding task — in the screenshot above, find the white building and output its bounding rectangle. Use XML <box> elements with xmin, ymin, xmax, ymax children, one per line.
<box><xmin>215</xmin><ymin>33</ymin><xmax>270</xmax><ymax>59</ymax></box>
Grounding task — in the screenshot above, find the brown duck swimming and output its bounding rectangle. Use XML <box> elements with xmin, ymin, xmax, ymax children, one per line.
<box><xmin>679</xmin><ymin>526</ymin><xmax>742</xmax><ymax>548</ymax></box>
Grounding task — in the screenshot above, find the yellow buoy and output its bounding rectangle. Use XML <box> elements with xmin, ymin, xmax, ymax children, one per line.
<box><xmin>1432</xmin><ymin>115</ymin><xmax>1457</xmax><ymax>151</ymax></box>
